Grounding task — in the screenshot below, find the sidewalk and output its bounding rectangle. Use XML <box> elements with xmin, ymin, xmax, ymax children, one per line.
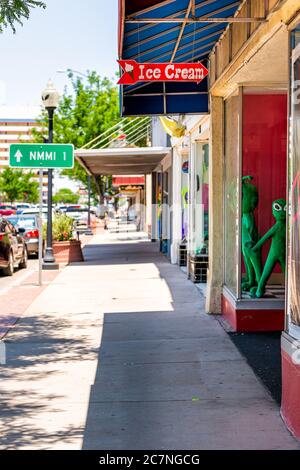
<box><xmin>0</xmin><ymin>231</ymin><xmax>298</xmax><ymax>450</ymax></box>
<box><xmin>0</xmin><ymin>269</ymin><xmax>58</xmax><ymax>340</ymax></box>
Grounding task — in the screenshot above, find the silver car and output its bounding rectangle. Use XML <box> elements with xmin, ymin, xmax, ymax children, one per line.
<box><xmin>7</xmin><ymin>215</ymin><xmax>40</xmax><ymax>257</ymax></box>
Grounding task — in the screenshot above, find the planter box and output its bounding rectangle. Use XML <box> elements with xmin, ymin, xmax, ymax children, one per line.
<box><xmin>53</xmin><ymin>240</ymin><xmax>84</xmax><ymax>264</ymax></box>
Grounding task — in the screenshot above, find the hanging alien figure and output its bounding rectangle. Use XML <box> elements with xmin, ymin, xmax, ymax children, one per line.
<box><xmin>241</xmin><ymin>176</ymin><xmax>262</xmax><ymax>291</ymax></box>
<box><xmin>249</xmin><ymin>198</ymin><xmax>286</xmax><ymax>298</ymax></box>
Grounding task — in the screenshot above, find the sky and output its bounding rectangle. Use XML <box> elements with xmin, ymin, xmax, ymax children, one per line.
<box><xmin>0</xmin><ymin>0</ymin><xmax>118</xmax><ymax>109</ymax></box>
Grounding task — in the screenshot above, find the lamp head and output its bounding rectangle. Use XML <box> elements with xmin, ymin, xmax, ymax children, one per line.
<box><xmin>42</xmin><ymin>80</ymin><xmax>60</xmax><ymax>110</ymax></box>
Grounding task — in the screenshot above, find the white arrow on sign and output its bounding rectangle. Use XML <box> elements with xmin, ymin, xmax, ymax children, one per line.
<box><xmin>14</xmin><ymin>150</ymin><xmax>23</xmax><ymax>163</ymax></box>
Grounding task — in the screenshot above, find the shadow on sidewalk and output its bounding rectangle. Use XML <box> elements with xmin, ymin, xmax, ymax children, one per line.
<box><xmin>0</xmin><ymin>237</ymin><xmax>290</xmax><ymax>450</ymax></box>
<box><xmin>0</xmin><ymin>313</ymin><xmax>98</xmax><ymax>449</ymax></box>
<box><xmin>79</xmin><ymin>239</ymin><xmax>215</xmax><ymax>450</ymax></box>
<box><xmin>0</xmin><ymin>239</ymin><xmax>205</xmax><ymax>449</ymax></box>
<box><xmin>79</xmin><ymin>240</ymin><xmax>293</xmax><ymax>450</ymax></box>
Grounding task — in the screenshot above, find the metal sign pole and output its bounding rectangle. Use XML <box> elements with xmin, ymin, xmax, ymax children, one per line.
<box><xmin>38</xmin><ymin>170</ymin><xmax>43</xmax><ymax>286</ymax></box>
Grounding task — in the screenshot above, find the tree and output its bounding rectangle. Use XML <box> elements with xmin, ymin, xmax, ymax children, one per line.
<box><xmin>53</xmin><ymin>188</ymin><xmax>79</xmax><ymax>205</ymax></box>
<box><xmin>33</xmin><ymin>70</ymin><xmax>121</xmax><ymax>204</ymax></box>
<box><xmin>0</xmin><ymin>168</ymin><xmax>39</xmax><ymax>203</ymax></box>
<box><xmin>0</xmin><ymin>1</ymin><xmax>46</xmax><ymax>33</ymax></box>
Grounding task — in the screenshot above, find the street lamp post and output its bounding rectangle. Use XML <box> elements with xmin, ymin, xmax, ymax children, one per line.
<box><xmin>85</xmin><ymin>175</ymin><xmax>93</xmax><ymax>235</ymax></box>
<box><xmin>42</xmin><ymin>80</ymin><xmax>60</xmax><ymax>270</ymax></box>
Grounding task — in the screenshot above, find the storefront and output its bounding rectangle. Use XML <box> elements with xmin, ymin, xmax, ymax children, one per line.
<box><xmin>222</xmin><ymin>86</ymin><xmax>287</xmax><ymax>332</ymax></box>
<box><xmin>205</xmin><ymin>1</ymin><xmax>295</xmax><ymax>329</ymax></box>
<box><xmin>281</xmin><ymin>21</ymin><xmax>300</xmax><ymax>442</ymax></box>
<box><xmin>203</xmin><ymin>0</ymin><xmax>300</xmax><ymax>441</ymax></box>
<box><xmin>160</xmin><ymin>115</ymin><xmax>210</xmax><ymax>278</ymax></box>
<box><xmin>118</xmin><ymin>0</ymin><xmax>247</xmax><ymax>275</ymax></box>
<box><xmin>118</xmin><ymin>0</ymin><xmax>300</xmax><ymax>442</ymax></box>
<box><xmin>75</xmin><ymin>146</ymin><xmax>171</xmax><ymax>236</ymax></box>
<box><xmin>112</xmin><ymin>176</ymin><xmax>145</xmax><ymax>227</ymax></box>
<box><xmin>187</xmin><ymin>121</ymin><xmax>209</xmax><ymax>284</ymax></box>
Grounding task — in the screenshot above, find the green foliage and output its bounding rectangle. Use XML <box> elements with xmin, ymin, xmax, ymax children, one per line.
<box><xmin>53</xmin><ymin>188</ymin><xmax>79</xmax><ymax>205</ymax></box>
<box><xmin>0</xmin><ymin>0</ymin><xmax>46</xmax><ymax>33</ymax></box>
<box><xmin>51</xmin><ymin>214</ymin><xmax>74</xmax><ymax>242</ymax></box>
<box><xmin>0</xmin><ymin>168</ymin><xmax>39</xmax><ymax>203</ymax></box>
<box><xmin>32</xmin><ymin>70</ymin><xmax>120</xmax><ymax>203</ymax></box>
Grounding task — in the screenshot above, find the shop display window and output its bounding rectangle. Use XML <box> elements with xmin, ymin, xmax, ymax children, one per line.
<box><xmin>224</xmin><ymin>88</ymin><xmax>287</xmax><ymax>301</ymax></box>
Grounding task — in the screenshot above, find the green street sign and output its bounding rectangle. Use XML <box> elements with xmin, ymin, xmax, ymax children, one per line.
<box><xmin>9</xmin><ymin>144</ymin><xmax>74</xmax><ymax>169</ymax></box>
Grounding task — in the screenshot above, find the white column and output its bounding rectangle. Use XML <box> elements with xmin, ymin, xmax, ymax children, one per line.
<box><xmin>151</xmin><ymin>172</ymin><xmax>158</xmax><ymax>241</ymax></box>
<box><xmin>145</xmin><ymin>174</ymin><xmax>152</xmax><ymax>237</ymax></box>
<box><xmin>188</xmin><ymin>141</ymin><xmax>195</xmax><ymax>259</ymax></box>
<box><xmin>206</xmin><ymin>96</ymin><xmax>224</xmax><ymax>314</ymax></box>
<box><xmin>171</xmin><ymin>147</ymin><xmax>182</xmax><ymax>264</ymax></box>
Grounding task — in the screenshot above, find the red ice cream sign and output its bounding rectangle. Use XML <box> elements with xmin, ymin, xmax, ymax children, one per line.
<box><xmin>118</xmin><ymin>60</ymin><xmax>208</xmax><ymax>85</ymax></box>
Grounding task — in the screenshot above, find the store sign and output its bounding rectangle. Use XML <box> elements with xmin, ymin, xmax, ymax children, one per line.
<box><xmin>118</xmin><ymin>60</ymin><xmax>208</xmax><ymax>85</ymax></box>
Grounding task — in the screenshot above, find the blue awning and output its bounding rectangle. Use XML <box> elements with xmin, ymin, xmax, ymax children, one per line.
<box><xmin>119</xmin><ymin>0</ymin><xmax>243</xmax><ymax>116</ymax></box>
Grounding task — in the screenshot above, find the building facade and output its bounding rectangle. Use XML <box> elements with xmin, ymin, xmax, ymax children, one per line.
<box><xmin>205</xmin><ymin>0</ymin><xmax>300</xmax><ymax>440</ymax></box>
<box><xmin>117</xmin><ymin>0</ymin><xmax>300</xmax><ymax>442</ymax></box>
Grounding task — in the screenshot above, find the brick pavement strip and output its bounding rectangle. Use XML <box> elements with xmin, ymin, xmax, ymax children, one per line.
<box><xmin>0</xmin><ymin>270</ymin><xmax>59</xmax><ymax>340</ymax></box>
<box><xmin>0</xmin><ymin>223</ymin><xmax>103</xmax><ymax>340</ymax></box>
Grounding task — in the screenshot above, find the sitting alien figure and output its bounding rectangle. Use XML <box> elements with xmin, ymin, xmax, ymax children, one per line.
<box><xmin>250</xmin><ymin>198</ymin><xmax>286</xmax><ymax>298</ymax></box>
<box><xmin>241</xmin><ymin>176</ymin><xmax>262</xmax><ymax>291</ymax></box>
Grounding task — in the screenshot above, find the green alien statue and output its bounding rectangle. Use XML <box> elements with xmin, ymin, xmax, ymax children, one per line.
<box><xmin>241</xmin><ymin>176</ymin><xmax>262</xmax><ymax>291</ymax></box>
<box><xmin>250</xmin><ymin>198</ymin><xmax>286</xmax><ymax>298</ymax></box>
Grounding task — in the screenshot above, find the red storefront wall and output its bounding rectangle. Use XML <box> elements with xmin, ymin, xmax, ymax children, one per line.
<box><xmin>242</xmin><ymin>94</ymin><xmax>287</xmax><ymax>270</ymax></box>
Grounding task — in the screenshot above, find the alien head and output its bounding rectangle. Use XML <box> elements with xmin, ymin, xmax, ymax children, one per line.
<box><xmin>272</xmin><ymin>198</ymin><xmax>286</xmax><ymax>221</ymax></box>
<box><xmin>242</xmin><ymin>176</ymin><xmax>258</xmax><ymax>213</ymax></box>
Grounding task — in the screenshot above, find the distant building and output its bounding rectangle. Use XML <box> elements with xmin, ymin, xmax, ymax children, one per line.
<box><xmin>0</xmin><ymin>106</ymin><xmax>40</xmax><ymax>165</ymax></box>
<box><xmin>0</xmin><ymin>106</ymin><xmax>82</xmax><ymax>204</ymax></box>
<box><xmin>0</xmin><ymin>106</ymin><xmax>45</xmax><ymax>202</ymax></box>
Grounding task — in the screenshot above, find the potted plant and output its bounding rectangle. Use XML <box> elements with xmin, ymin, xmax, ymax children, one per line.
<box><xmin>45</xmin><ymin>214</ymin><xmax>84</xmax><ymax>264</ymax></box>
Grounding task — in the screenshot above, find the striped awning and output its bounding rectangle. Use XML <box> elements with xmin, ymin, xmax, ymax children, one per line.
<box><xmin>119</xmin><ymin>0</ymin><xmax>244</xmax><ymax>116</ymax></box>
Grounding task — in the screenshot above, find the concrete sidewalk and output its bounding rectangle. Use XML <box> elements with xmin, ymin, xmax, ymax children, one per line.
<box><xmin>0</xmin><ymin>232</ymin><xmax>298</xmax><ymax>450</ymax></box>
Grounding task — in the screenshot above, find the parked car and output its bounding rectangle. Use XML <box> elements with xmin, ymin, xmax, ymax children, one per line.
<box><xmin>16</xmin><ymin>203</ymin><xmax>32</xmax><ymax>210</ymax></box>
<box><xmin>21</xmin><ymin>207</ymin><xmax>53</xmax><ymax>223</ymax></box>
<box><xmin>0</xmin><ymin>217</ymin><xmax>28</xmax><ymax>276</ymax></box>
<box><xmin>7</xmin><ymin>215</ymin><xmax>40</xmax><ymax>257</ymax></box>
<box><xmin>0</xmin><ymin>204</ymin><xmax>17</xmax><ymax>217</ymax></box>
<box><xmin>15</xmin><ymin>203</ymin><xmax>32</xmax><ymax>215</ymax></box>
<box><xmin>65</xmin><ymin>207</ymin><xmax>93</xmax><ymax>230</ymax></box>
<box><xmin>55</xmin><ymin>205</ymin><xmax>68</xmax><ymax>214</ymax></box>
